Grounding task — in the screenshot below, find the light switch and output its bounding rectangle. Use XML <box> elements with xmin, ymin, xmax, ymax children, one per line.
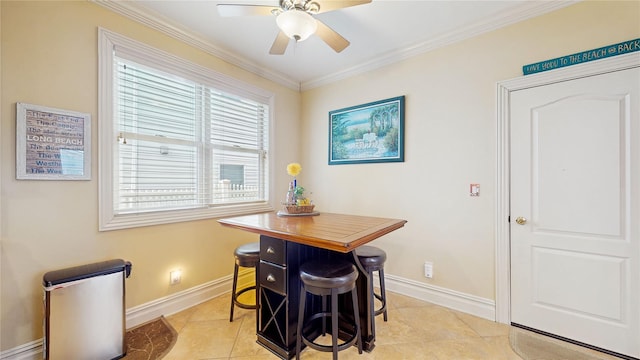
<box><xmin>470</xmin><ymin>184</ymin><xmax>480</xmax><ymax>197</ymax></box>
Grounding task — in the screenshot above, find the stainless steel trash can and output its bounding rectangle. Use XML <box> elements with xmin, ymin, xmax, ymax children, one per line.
<box><xmin>43</xmin><ymin>259</ymin><xmax>132</xmax><ymax>360</ymax></box>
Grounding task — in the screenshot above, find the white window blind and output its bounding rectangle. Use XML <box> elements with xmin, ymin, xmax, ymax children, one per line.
<box><xmin>115</xmin><ymin>58</ymin><xmax>268</xmax><ymax>213</ymax></box>
<box><xmin>99</xmin><ymin>29</ymin><xmax>272</xmax><ymax>230</ymax></box>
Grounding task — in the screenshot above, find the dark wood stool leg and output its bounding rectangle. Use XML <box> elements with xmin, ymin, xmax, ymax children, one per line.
<box><xmin>351</xmin><ymin>286</ymin><xmax>363</xmax><ymax>354</ymax></box>
<box><xmin>367</xmin><ymin>268</ymin><xmax>376</xmax><ymax>338</ymax></box>
<box><xmin>254</xmin><ymin>265</ymin><xmax>260</xmax><ymax>332</ymax></box>
<box><xmin>322</xmin><ymin>294</ymin><xmax>327</xmax><ymax>335</ymax></box>
<box><xmin>331</xmin><ymin>289</ymin><xmax>339</xmax><ymax>360</ymax></box>
<box><xmin>296</xmin><ymin>285</ymin><xmax>307</xmax><ymax>360</ymax></box>
<box><xmin>379</xmin><ymin>268</ymin><xmax>388</xmax><ymax>321</ymax></box>
<box><xmin>230</xmin><ymin>263</ymin><xmax>239</xmax><ymax>322</ymax></box>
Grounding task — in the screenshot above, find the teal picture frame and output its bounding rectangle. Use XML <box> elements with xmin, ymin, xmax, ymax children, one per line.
<box><xmin>329</xmin><ymin>96</ymin><xmax>405</xmax><ymax>165</ymax></box>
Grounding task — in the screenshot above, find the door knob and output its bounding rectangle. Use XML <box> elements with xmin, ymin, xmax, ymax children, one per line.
<box><xmin>515</xmin><ymin>216</ymin><xmax>527</xmax><ymax>225</ymax></box>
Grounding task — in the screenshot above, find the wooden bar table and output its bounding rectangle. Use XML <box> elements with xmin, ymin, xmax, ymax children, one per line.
<box><xmin>218</xmin><ymin>211</ymin><xmax>407</xmax><ymax>359</ymax></box>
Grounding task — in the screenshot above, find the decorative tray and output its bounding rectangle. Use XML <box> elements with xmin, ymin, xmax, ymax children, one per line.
<box><xmin>277</xmin><ymin>210</ymin><xmax>320</xmax><ymax>217</ymax></box>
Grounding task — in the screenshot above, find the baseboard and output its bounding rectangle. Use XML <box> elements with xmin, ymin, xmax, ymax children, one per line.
<box><xmin>0</xmin><ymin>270</ymin><xmax>493</xmax><ymax>359</ymax></box>
<box><xmin>0</xmin><ymin>340</ymin><xmax>41</xmax><ymax>360</ymax></box>
<box><xmin>124</xmin><ymin>272</ymin><xmax>237</xmax><ymax>328</ymax></box>
<box><xmin>380</xmin><ymin>273</ymin><xmax>496</xmax><ymax>321</ymax></box>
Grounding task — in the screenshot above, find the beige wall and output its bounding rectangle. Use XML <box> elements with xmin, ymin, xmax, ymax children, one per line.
<box><xmin>1</xmin><ymin>0</ymin><xmax>639</xmax><ymax>353</ymax></box>
<box><xmin>300</xmin><ymin>1</ymin><xmax>639</xmax><ymax>299</ymax></box>
<box><xmin>0</xmin><ymin>1</ymin><xmax>300</xmax><ymax>350</ymax></box>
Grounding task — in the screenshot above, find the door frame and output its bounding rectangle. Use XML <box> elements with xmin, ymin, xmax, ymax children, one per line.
<box><xmin>494</xmin><ymin>52</ymin><xmax>640</xmax><ymax>324</ymax></box>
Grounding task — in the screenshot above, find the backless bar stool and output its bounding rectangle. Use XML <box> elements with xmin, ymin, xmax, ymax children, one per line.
<box><xmin>355</xmin><ymin>245</ymin><xmax>388</xmax><ymax>338</ymax></box>
<box><xmin>296</xmin><ymin>260</ymin><xmax>363</xmax><ymax>360</ymax></box>
<box><xmin>230</xmin><ymin>242</ymin><xmax>260</xmax><ymax>322</ymax></box>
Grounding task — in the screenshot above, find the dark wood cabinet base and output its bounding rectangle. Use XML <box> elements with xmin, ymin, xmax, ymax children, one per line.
<box><xmin>257</xmin><ymin>235</ymin><xmax>375</xmax><ymax>359</ymax></box>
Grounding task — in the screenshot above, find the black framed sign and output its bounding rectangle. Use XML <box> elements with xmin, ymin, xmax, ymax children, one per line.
<box><xmin>16</xmin><ymin>102</ymin><xmax>91</xmax><ymax>180</ymax></box>
<box><xmin>329</xmin><ymin>96</ymin><xmax>405</xmax><ymax>165</ymax></box>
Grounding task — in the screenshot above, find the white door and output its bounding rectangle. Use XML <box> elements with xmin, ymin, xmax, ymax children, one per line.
<box><xmin>510</xmin><ymin>67</ymin><xmax>640</xmax><ymax>358</ymax></box>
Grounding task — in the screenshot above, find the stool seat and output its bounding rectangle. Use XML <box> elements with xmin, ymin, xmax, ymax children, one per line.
<box><xmin>296</xmin><ymin>260</ymin><xmax>362</xmax><ymax>360</ymax></box>
<box><xmin>300</xmin><ymin>260</ymin><xmax>358</xmax><ymax>291</ymax></box>
<box><xmin>230</xmin><ymin>242</ymin><xmax>260</xmax><ymax>322</ymax></box>
<box><xmin>355</xmin><ymin>245</ymin><xmax>387</xmax><ymax>270</ymax></box>
<box><xmin>234</xmin><ymin>242</ymin><xmax>260</xmax><ymax>267</ymax></box>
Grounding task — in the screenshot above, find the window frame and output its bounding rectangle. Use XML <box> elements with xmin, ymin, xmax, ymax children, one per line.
<box><xmin>98</xmin><ymin>28</ymin><xmax>275</xmax><ymax>231</ymax></box>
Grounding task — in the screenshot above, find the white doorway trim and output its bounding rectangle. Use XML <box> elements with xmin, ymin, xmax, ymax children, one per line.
<box><xmin>494</xmin><ymin>52</ymin><xmax>640</xmax><ymax>324</ymax></box>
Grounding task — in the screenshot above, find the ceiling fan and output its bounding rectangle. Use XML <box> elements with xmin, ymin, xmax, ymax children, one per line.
<box><xmin>217</xmin><ymin>0</ymin><xmax>372</xmax><ymax>55</ymax></box>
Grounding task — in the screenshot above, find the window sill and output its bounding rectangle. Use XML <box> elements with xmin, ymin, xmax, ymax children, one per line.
<box><xmin>99</xmin><ymin>202</ymin><xmax>274</xmax><ymax>231</ymax></box>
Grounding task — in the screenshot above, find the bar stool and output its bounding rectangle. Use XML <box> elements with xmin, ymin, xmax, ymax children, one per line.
<box><xmin>296</xmin><ymin>260</ymin><xmax>363</xmax><ymax>360</ymax></box>
<box><xmin>355</xmin><ymin>245</ymin><xmax>388</xmax><ymax>338</ymax></box>
<box><xmin>230</xmin><ymin>242</ymin><xmax>260</xmax><ymax>322</ymax></box>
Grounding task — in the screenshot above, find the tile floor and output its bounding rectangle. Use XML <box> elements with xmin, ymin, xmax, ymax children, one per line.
<box><xmin>163</xmin><ymin>291</ymin><xmax>524</xmax><ymax>359</ymax></box>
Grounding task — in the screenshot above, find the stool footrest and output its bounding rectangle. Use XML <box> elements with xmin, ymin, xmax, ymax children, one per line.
<box><xmin>233</xmin><ymin>285</ymin><xmax>258</xmax><ymax>310</ymax></box>
<box><xmin>373</xmin><ymin>292</ymin><xmax>387</xmax><ymax>317</ymax></box>
<box><xmin>300</xmin><ymin>313</ymin><xmax>359</xmax><ymax>353</ymax></box>
<box><xmin>301</xmin><ymin>334</ymin><xmax>359</xmax><ymax>353</ymax></box>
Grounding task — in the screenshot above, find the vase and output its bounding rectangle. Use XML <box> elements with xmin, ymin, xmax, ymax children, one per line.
<box><xmin>285</xmin><ymin>181</ymin><xmax>296</xmax><ymax>205</ymax></box>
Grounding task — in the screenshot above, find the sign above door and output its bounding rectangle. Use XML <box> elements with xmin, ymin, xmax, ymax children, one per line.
<box><xmin>523</xmin><ymin>38</ymin><xmax>639</xmax><ymax>75</ymax></box>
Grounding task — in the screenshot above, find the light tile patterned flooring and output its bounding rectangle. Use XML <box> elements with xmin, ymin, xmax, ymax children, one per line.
<box><xmin>163</xmin><ymin>291</ymin><xmax>524</xmax><ymax>359</ymax></box>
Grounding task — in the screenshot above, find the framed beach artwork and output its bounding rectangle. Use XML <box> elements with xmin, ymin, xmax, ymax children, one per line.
<box><xmin>329</xmin><ymin>96</ymin><xmax>405</xmax><ymax>165</ymax></box>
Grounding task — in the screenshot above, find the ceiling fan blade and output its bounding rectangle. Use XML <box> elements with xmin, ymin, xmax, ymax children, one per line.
<box><xmin>315</xmin><ymin>0</ymin><xmax>371</xmax><ymax>14</ymax></box>
<box><xmin>269</xmin><ymin>31</ymin><xmax>290</xmax><ymax>55</ymax></box>
<box><xmin>314</xmin><ymin>19</ymin><xmax>350</xmax><ymax>53</ymax></box>
<box><xmin>217</xmin><ymin>4</ymin><xmax>279</xmax><ymax>17</ymax></box>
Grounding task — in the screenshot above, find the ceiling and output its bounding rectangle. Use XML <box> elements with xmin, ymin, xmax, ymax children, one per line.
<box><xmin>97</xmin><ymin>0</ymin><xmax>574</xmax><ymax>90</ymax></box>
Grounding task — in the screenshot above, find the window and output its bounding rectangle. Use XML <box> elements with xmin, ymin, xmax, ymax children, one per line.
<box><xmin>220</xmin><ymin>164</ymin><xmax>245</xmax><ymax>186</ymax></box>
<box><xmin>99</xmin><ymin>29</ymin><xmax>273</xmax><ymax>230</ymax></box>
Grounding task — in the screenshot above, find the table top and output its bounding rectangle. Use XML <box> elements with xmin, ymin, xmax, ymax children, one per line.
<box><xmin>218</xmin><ymin>212</ymin><xmax>407</xmax><ymax>253</ymax></box>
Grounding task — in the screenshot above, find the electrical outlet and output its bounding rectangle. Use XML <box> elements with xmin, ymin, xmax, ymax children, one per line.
<box><xmin>424</xmin><ymin>262</ymin><xmax>433</xmax><ymax>279</ymax></box>
<box><xmin>170</xmin><ymin>270</ymin><xmax>182</xmax><ymax>285</ymax></box>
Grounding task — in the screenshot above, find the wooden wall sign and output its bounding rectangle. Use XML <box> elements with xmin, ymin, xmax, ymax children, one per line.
<box><xmin>16</xmin><ymin>103</ymin><xmax>91</xmax><ymax>180</ymax></box>
<box><xmin>523</xmin><ymin>38</ymin><xmax>640</xmax><ymax>75</ymax></box>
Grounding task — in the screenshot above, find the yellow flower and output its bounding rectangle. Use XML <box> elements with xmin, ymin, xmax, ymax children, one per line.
<box><xmin>286</xmin><ymin>163</ymin><xmax>302</xmax><ymax>177</ymax></box>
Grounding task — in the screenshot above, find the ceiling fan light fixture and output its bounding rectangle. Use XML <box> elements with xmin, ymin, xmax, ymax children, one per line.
<box><xmin>276</xmin><ymin>9</ymin><xmax>317</xmax><ymax>42</ymax></box>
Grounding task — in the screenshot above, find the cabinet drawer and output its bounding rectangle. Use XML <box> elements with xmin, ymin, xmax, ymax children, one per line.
<box><xmin>261</xmin><ymin>236</ymin><xmax>286</xmax><ymax>265</ymax></box>
<box><xmin>259</xmin><ymin>261</ymin><xmax>286</xmax><ymax>295</ymax></box>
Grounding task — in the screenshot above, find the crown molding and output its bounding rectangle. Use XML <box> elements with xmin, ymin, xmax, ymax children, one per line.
<box><xmin>91</xmin><ymin>0</ymin><xmax>301</xmax><ymax>91</ymax></box>
<box><xmin>300</xmin><ymin>0</ymin><xmax>579</xmax><ymax>90</ymax></box>
<box><xmin>92</xmin><ymin>0</ymin><xmax>577</xmax><ymax>92</ymax></box>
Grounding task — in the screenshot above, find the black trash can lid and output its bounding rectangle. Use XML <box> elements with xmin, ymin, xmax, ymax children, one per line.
<box><xmin>43</xmin><ymin>259</ymin><xmax>132</xmax><ymax>287</ymax></box>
